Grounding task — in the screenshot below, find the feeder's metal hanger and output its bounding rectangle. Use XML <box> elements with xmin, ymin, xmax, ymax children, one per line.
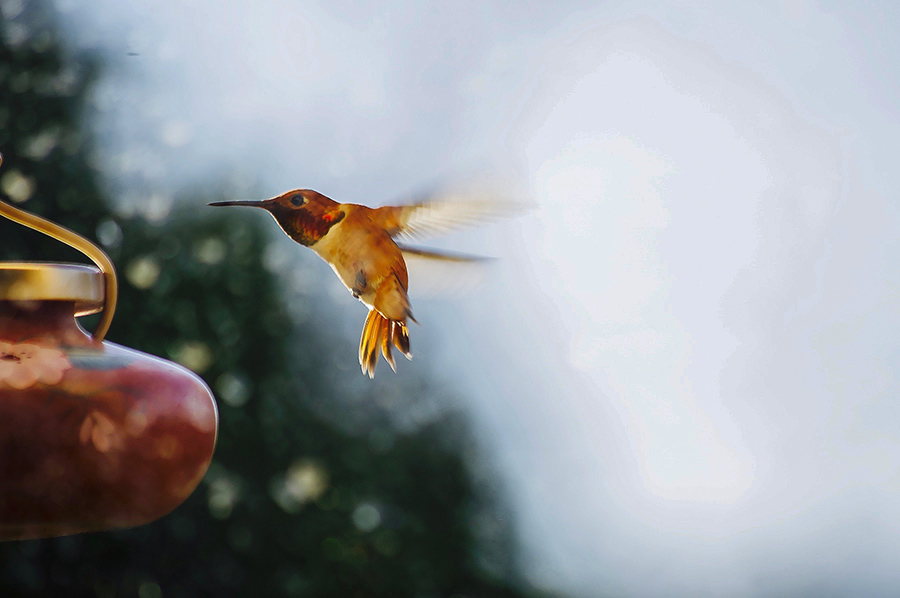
<box><xmin>0</xmin><ymin>152</ymin><xmax>117</xmax><ymax>342</ymax></box>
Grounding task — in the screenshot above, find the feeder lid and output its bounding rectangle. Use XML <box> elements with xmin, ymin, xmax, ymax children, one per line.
<box><xmin>0</xmin><ymin>262</ymin><xmax>104</xmax><ymax>316</ymax></box>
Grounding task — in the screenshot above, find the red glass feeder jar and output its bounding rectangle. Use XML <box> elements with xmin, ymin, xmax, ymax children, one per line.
<box><xmin>0</xmin><ymin>157</ymin><xmax>218</xmax><ymax>541</ymax></box>
<box><xmin>0</xmin><ymin>264</ymin><xmax>218</xmax><ymax>541</ymax></box>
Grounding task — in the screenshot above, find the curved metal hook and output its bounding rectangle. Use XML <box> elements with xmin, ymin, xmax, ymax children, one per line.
<box><xmin>0</xmin><ymin>152</ymin><xmax>117</xmax><ymax>342</ymax></box>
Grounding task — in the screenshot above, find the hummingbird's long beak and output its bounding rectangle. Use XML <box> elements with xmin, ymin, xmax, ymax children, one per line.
<box><xmin>207</xmin><ymin>199</ymin><xmax>269</xmax><ymax>208</ymax></box>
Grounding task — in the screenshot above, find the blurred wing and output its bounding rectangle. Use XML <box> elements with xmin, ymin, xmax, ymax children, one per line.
<box><xmin>373</xmin><ymin>189</ymin><xmax>528</xmax><ymax>241</ymax></box>
<box><xmin>399</xmin><ymin>244</ymin><xmax>492</xmax><ymax>298</ymax></box>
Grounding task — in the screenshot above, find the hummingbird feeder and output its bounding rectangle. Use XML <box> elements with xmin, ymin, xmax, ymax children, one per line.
<box><xmin>0</xmin><ymin>153</ymin><xmax>218</xmax><ymax>541</ymax></box>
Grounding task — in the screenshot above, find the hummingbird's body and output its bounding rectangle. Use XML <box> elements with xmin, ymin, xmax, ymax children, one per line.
<box><xmin>309</xmin><ymin>201</ymin><xmax>416</xmax><ymax>374</ymax></box>
<box><xmin>311</xmin><ymin>203</ymin><xmax>411</xmax><ymax>321</ymax></box>
<box><xmin>211</xmin><ymin>187</ymin><xmax>515</xmax><ymax>377</ymax></box>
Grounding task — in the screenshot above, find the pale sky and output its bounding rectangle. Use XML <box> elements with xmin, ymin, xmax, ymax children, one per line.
<box><xmin>61</xmin><ymin>1</ymin><xmax>900</xmax><ymax>596</ymax></box>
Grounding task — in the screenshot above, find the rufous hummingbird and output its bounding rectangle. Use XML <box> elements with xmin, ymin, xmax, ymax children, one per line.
<box><xmin>210</xmin><ymin>188</ymin><xmax>517</xmax><ymax>378</ymax></box>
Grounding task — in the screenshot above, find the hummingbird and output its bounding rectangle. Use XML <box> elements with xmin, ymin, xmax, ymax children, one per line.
<box><xmin>209</xmin><ymin>187</ymin><xmax>517</xmax><ymax>378</ymax></box>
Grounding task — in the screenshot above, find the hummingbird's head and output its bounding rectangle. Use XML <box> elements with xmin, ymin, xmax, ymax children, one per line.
<box><xmin>209</xmin><ymin>189</ymin><xmax>345</xmax><ymax>246</ymax></box>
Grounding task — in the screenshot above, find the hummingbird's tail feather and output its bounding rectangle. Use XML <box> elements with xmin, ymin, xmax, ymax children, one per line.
<box><xmin>359</xmin><ymin>309</ymin><xmax>412</xmax><ymax>378</ymax></box>
<box><xmin>381</xmin><ymin>319</ymin><xmax>396</xmax><ymax>373</ymax></box>
<box><xmin>359</xmin><ymin>309</ymin><xmax>380</xmax><ymax>377</ymax></box>
<box><xmin>392</xmin><ymin>321</ymin><xmax>411</xmax><ymax>358</ymax></box>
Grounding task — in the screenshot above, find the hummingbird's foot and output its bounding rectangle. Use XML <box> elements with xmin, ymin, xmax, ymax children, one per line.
<box><xmin>351</xmin><ymin>271</ymin><xmax>368</xmax><ymax>300</ymax></box>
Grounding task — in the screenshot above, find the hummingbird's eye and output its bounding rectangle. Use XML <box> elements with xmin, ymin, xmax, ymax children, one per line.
<box><xmin>291</xmin><ymin>195</ymin><xmax>305</xmax><ymax>206</ymax></box>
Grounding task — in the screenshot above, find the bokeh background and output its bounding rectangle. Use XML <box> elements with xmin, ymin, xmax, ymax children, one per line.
<box><xmin>2</xmin><ymin>1</ymin><xmax>900</xmax><ymax>596</ymax></box>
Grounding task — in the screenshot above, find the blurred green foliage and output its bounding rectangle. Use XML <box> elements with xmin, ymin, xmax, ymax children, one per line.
<box><xmin>0</xmin><ymin>2</ymin><xmax>544</xmax><ymax>596</ymax></box>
